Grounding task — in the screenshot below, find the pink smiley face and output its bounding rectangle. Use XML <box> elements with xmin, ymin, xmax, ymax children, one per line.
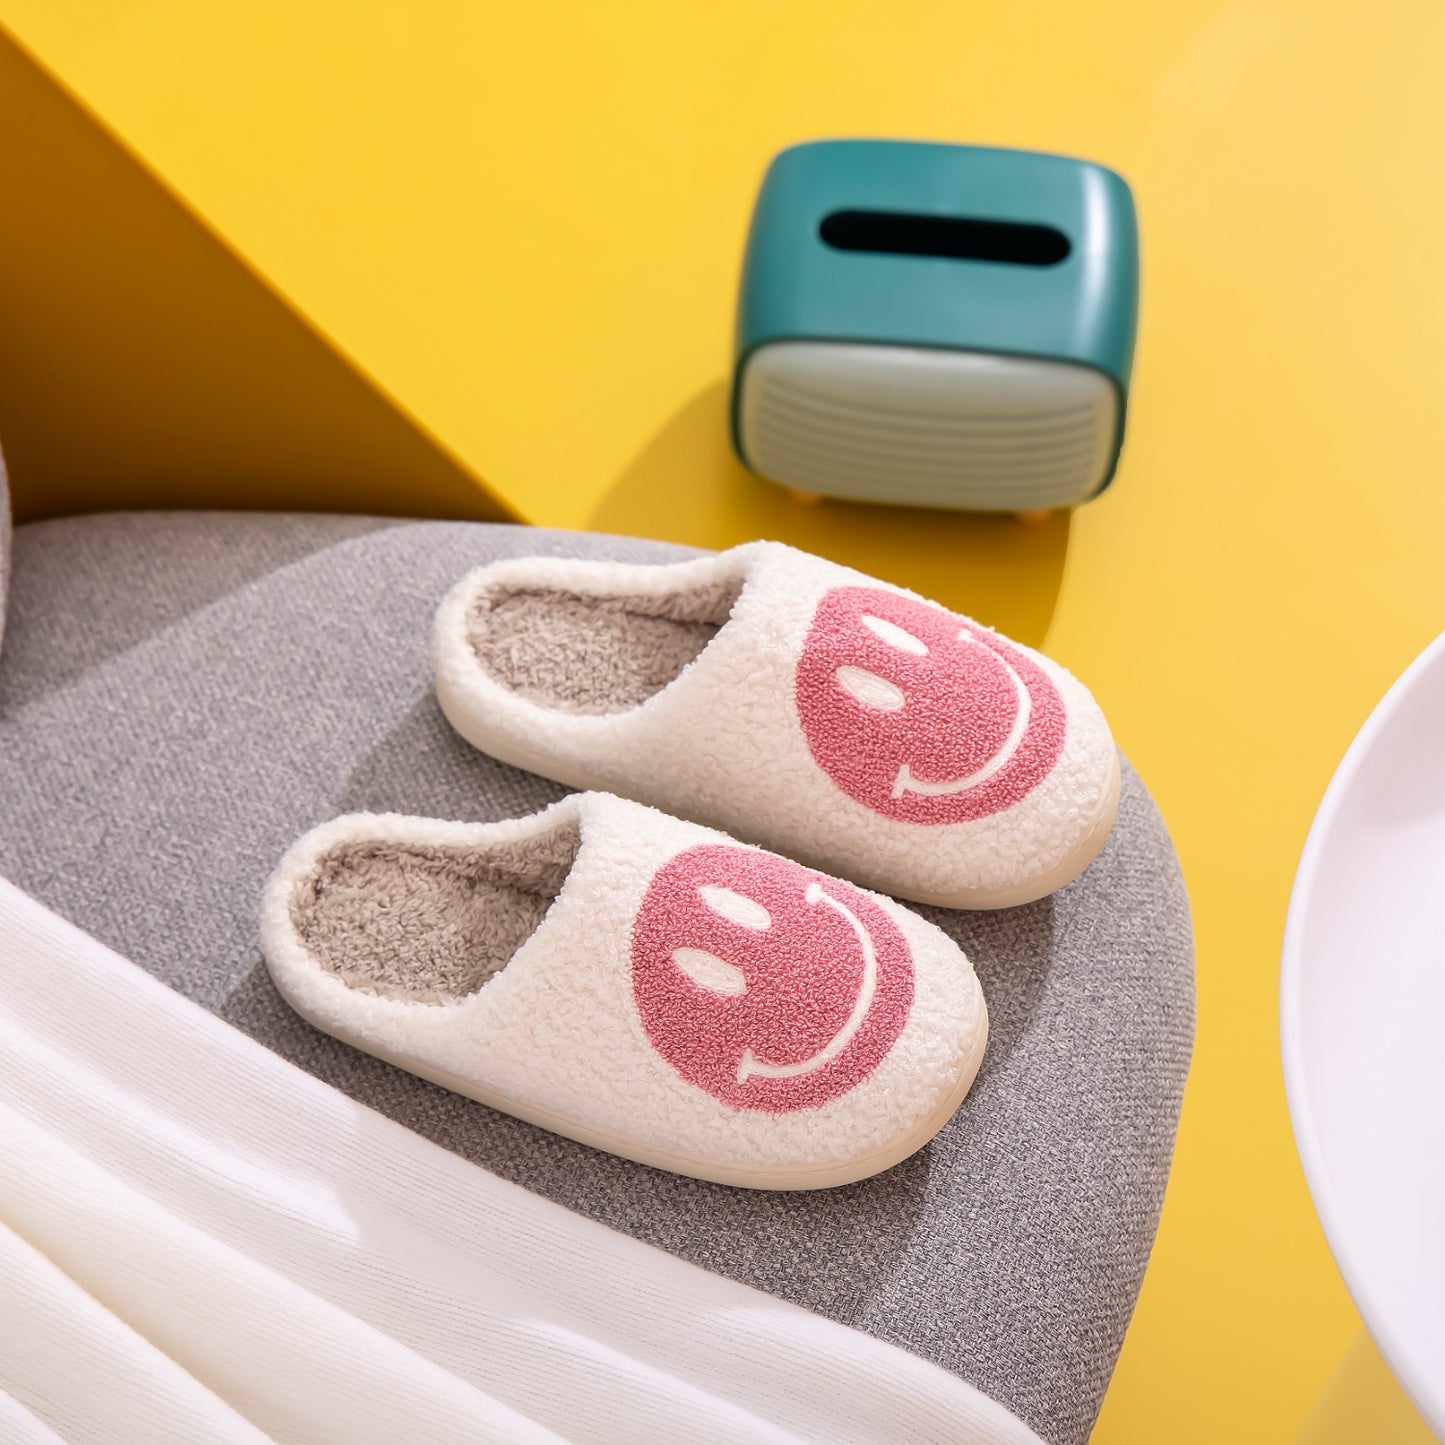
<box><xmin>630</xmin><ymin>844</ymin><xmax>914</xmax><ymax>1113</ymax></box>
<box><xmin>795</xmin><ymin>586</ymin><xmax>1066</xmax><ymax>825</ymax></box>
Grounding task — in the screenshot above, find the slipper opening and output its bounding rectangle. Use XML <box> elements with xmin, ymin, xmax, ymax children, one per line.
<box><xmin>466</xmin><ymin>575</ymin><xmax>742</xmax><ymax>715</ymax></box>
<box><xmin>289</xmin><ymin>820</ymin><xmax>582</xmax><ymax>1004</ymax></box>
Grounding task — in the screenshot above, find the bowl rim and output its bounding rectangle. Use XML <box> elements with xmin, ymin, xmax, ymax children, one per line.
<box><xmin>1280</xmin><ymin>627</ymin><xmax>1445</xmax><ymax>1434</ymax></box>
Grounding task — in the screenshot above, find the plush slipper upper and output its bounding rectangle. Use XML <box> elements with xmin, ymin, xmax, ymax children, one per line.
<box><xmin>261</xmin><ymin>794</ymin><xmax>986</xmax><ymax>1187</ymax></box>
<box><xmin>433</xmin><ymin>541</ymin><xmax>1117</xmax><ymax>907</ymax></box>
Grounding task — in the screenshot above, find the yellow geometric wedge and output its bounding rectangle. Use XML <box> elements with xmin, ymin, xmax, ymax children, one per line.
<box><xmin>0</xmin><ymin>26</ymin><xmax>507</xmax><ymax>523</ymax></box>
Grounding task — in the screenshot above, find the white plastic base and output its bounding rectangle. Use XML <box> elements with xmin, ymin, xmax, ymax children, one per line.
<box><xmin>738</xmin><ymin>341</ymin><xmax>1118</xmax><ymax>512</ymax></box>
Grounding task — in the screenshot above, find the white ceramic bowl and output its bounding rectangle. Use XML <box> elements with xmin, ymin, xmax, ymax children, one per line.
<box><xmin>1282</xmin><ymin>631</ymin><xmax>1445</xmax><ymax>1436</ymax></box>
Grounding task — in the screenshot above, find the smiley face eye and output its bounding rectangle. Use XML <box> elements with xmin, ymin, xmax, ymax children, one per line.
<box><xmin>861</xmin><ymin>614</ymin><xmax>928</xmax><ymax>655</ymax></box>
<box><xmin>699</xmin><ymin>885</ymin><xmax>771</xmax><ymax>930</ymax></box>
<box><xmin>670</xmin><ymin>947</ymin><xmax>748</xmax><ymax>996</ymax></box>
<box><xmin>836</xmin><ymin>666</ymin><xmax>906</xmax><ymax>712</ymax></box>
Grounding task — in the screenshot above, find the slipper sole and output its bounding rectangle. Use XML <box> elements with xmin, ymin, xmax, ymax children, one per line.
<box><xmin>272</xmin><ymin>967</ymin><xmax>989</xmax><ymax>1191</ymax></box>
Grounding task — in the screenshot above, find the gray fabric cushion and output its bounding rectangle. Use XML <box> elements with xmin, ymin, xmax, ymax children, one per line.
<box><xmin>0</xmin><ymin>512</ymin><xmax>1193</xmax><ymax>1445</ymax></box>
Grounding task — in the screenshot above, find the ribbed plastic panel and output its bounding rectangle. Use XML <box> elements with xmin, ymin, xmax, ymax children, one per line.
<box><xmin>739</xmin><ymin>342</ymin><xmax>1117</xmax><ymax>511</ymax></box>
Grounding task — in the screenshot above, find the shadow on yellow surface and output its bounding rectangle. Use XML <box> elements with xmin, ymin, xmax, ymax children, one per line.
<box><xmin>0</xmin><ymin>26</ymin><xmax>506</xmax><ymax>524</ymax></box>
<box><xmin>1297</xmin><ymin>1332</ymin><xmax>1437</xmax><ymax>1445</ymax></box>
<box><xmin>590</xmin><ymin>382</ymin><xmax>1072</xmax><ymax>648</ymax></box>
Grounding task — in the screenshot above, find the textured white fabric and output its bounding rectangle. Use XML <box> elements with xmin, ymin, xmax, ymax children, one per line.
<box><xmin>0</xmin><ymin>1388</ymin><xmax>67</xmax><ymax>1445</ymax></box>
<box><xmin>260</xmin><ymin>793</ymin><xmax>986</xmax><ymax>1183</ymax></box>
<box><xmin>433</xmin><ymin>541</ymin><xmax>1117</xmax><ymax>906</ymax></box>
<box><xmin>0</xmin><ymin>878</ymin><xmax>1043</xmax><ymax>1445</ymax></box>
<box><xmin>0</xmin><ymin>1219</ymin><xmax>268</xmax><ymax>1445</ymax></box>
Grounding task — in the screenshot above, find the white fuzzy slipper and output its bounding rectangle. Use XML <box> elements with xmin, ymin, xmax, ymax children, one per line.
<box><xmin>433</xmin><ymin>541</ymin><xmax>1118</xmax><ymax>908</ymax></box>
<box><xmin>260</xmin><ymin>793</ymin><xmax>987</xmax><ymax>1190</ymax></box>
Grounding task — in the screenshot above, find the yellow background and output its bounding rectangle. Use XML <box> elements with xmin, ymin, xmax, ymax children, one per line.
<box><xmin>3</xmin><ymin>2</ymin><xmax>1444</xmax><ymax>1438</ymax></box>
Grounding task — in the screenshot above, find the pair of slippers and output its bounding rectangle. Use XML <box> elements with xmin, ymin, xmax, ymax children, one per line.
<box><xmin>261</xmin><ymin>542</ymin><xmax>1119</xmax><ymax>1189</ymax></box>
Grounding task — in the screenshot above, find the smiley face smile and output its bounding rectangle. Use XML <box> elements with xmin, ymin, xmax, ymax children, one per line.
<box><xmin>796</xmin><ymin>587</ymin><xmax>1068</xmax><ymax>825</ymax></box>
<box><xmin>631</xmin><ymin>845</ymin><xmax>914</xmax><ymax>1113</ymax></box>
<box><xmin>735</xmin><ymin>882</ymin><xmax>878</xmax><ymax>1083</ymax></box>
<box><xmin>891</xmin><ymin>631</ymin><xmax>1034</xmax><ymax>799</ymax></box>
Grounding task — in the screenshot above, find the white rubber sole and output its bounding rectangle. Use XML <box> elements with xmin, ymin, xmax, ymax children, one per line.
<box><xmin>273</xmin><ymin>970</ymin><xmax>988</xmax><ymax>1192</ymax></box>
<box><xmin>903</xmin><ymin>746</ymin><xmax>1122</xmax><ymax>910</ymax></box>
<box><xmin>436</xmin><ymin>669</ymin><xmax>1122</xmax><ymax>912</ymax></box>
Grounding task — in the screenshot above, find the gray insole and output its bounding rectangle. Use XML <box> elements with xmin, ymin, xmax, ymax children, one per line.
<box><xmin>467</xmin><ymin>582</ymin><xmax>740</xmax><ymax>715</ymax></box>
<box><xmin>292</xmin><ymin>822</ymin><xmax>580</xmax><ymax>1004</ymax></box>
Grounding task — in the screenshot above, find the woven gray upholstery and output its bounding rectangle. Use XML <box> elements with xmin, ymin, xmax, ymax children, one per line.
<box><xmin>0</xmin><ymin>512</ymin><xmax>1193</xmax><ymax>1444</ymax></box>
